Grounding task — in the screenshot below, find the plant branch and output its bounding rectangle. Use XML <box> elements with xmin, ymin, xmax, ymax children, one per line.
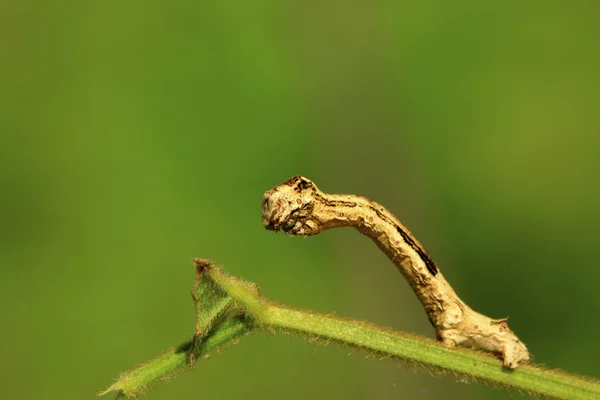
<box><xmin>101</xmin><ymin>263</ymin><xmax>600</xmax><ymax>400</ymax></box>
<box><xmin>100</xmin><ymin>315</ymin><xmax>251</xmax><ymax>398</ymax></box>
<box><xmin>207</xmin><ymin>265</ymin><xmax>600</xmax><ymax>400</ymax></box>
<box><xmin>262</xmin><ymin>306</ymin><xmax>598</xmax><ymax>399</ymax></box>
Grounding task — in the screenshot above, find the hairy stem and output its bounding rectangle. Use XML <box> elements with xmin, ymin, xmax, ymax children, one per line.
<box><xmin>263</xmin><ymin>306</ymin><xmax>597</xmax><ymax>399</ymax></box>
<box><xmin>100</xmin><ymin>315</ymin><xmax>251</xmax><ymax>397</ymax></box>
<box><xmin>101</xmin><ymin>264</ymin><xmax>600</xmax><ymax>400</ymax></box>
<box><xmin>208</xmin><ymin>266</ymin><xmax>600</xmax><ymax>400</ymax></box>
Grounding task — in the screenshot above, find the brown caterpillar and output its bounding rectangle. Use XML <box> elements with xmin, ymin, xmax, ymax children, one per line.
<box><xmin>261</xmin><ymin>176</ymin><xmax>529</xmax><ymax>369</ymax></box>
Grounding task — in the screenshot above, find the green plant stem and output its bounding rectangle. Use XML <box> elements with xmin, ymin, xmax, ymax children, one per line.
<box><xmin>102</xmin><ymin>266</ymin><xmax>600</xmax><ymax>399</ymax></box>
<box><xmin>100</xmin><ymin>315</ymin><xmax>251</xmax><ymax>398</ymax></box>
<box><xmin>263</xmin><ymin>306</ymin><xmax>598</xmax><ymax>399</ymax></box>
<box><xmin>207</xmin><ymin>267</ymin><xmax>600</xmax><ymax>400</ymax></box>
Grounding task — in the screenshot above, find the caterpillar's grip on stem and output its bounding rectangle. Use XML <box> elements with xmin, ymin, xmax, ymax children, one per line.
<box><xmin>261</xmin><ymin>176</ymin><xmax>530</xmax><ymax>369</ymax></box>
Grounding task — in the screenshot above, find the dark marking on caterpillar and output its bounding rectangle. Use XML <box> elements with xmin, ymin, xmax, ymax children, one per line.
<box><xmin>395</xmin><ymin>226</ymin><xmax>438</xmax><ymax>276</ymax></box>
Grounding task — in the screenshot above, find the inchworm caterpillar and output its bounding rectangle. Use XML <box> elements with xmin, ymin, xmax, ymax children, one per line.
<box><xmin>261</xmin><ymin>176</ymin><xmax>529</xmax><ymax>368</ymax></box>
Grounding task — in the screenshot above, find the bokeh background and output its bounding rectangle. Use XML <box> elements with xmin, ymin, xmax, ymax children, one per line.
<box><xmin>1</xmin><ymin>2</ymin><xmax>599</xmax><ymax>399</ymax></box>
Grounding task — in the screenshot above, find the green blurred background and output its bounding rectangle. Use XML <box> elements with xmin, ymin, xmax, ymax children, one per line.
<box><xmin>1</xmin><ymin>2</ymin><xmax>599</xmax><ymax>399</ymax></box>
